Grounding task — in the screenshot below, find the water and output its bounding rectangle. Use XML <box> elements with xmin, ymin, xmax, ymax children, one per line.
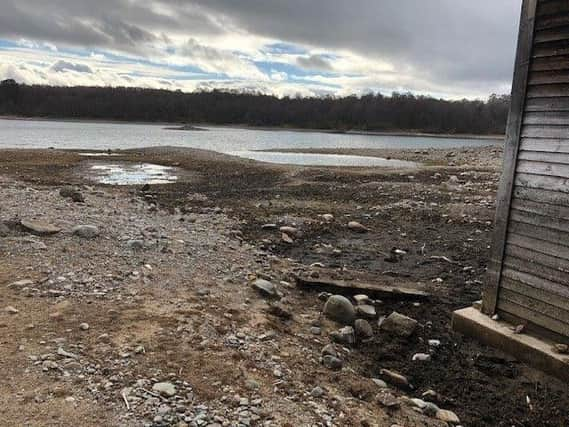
<box><xmin>0</xmin><ymin>119</ymin><xmax>500</xmax><ymax>167</ymax></box>
<box><xmin>88</xmin><ymin>163</ymin><xmax>178</xmax><ymax>185</ymax></box>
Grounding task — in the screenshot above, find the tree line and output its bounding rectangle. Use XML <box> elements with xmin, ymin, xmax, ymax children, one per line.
<box><xmin>0</xmin><ymin>79</ymin><xmax>510</xmax><ymax>135</ymax></box>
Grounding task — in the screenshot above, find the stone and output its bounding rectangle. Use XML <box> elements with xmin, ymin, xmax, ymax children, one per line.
<box><xmin>279</xmin><ymin>226</ymin><xmax>299</xmax><ymax>237</ymax></box>
<box><xmin>72</xmin><ymin>225</ymin><xmax>100</xmax><ymax>238</ymax></box>
<box><xmin>322</xmin><ymin>355</ymin><xmax>343</xmax><ymax>371</ymax></box>
<box><xmin>322</xmin><ymin>214</ymin><xmax>334</xmax><ymax>222</ymax></box>
<box><xmin>371</xmin><ymin>379</ymin><xmax>388</xmax><ymax>388</ymax></box>
<box><xmin>266</xmin><ymin>302</ymin><xmax>292</xmax><ymax>319</ymax></box>
<box><xmin>5</xmin><ymin>306</ymin><xmax>19</xmax><ymax>314</ymax></box>
<box><xmin>20</xmin><ymin>219</ymin><xmax>61</xmax><ymax>235</ymax></box>
<box><xmin>379</xmin><ymin>369</ymin><xmax>409</xmax><ymax>388</ymax></box>
<box><xmin>310</xmin><ymin>386</ymin><xmax>325</xmax><ymax>398</ymax></box>
<box><xmin>310</xmin><ymin>326</ymin><xmax>322</xmax><ymax>335</ymax></box>
<box><xmin>356</xmin><ymin>304</ymin><xmax>377</xmax><ymax>318</ymax></box>
<box><xmin>323</xmin><ymin>295</ymin><xmax>356</xmax><ymax>325</ymax></box>
<box><xmin>412</xmin><ymin>353</ymin><xmax>431</xmax><ymax>362</ymax></box>
<box><xmin>353</xmin><ymin>294</ymin><xmax>371</xmax><ymax>305</ymax></box>
<box><xmin>354</xmin><ymin>319</ymin><xmax>374</xmax><ymax>340</ymax></box>
<box><xmin>127</xmin><ymin>239</ymin><xmax>145</xmax><ymax>250</ymax></box>
<box><xmin>79</xmin><ymin>323</ymin><xmax>90</xmax><ymax>331</ymax></box>
<box><xmin>57</xmin><ymin>347</ymin><xmax>78</xmax><ymax>359</ymax></box>
<box><xmin>252</xmin><ymin>279</ymin><xmax>280</xmax><ymax>300</ymax></box>
<box><xmin>321</xmin><ymin>344</ymin><xmax>339</xmax><ymax>358</ymax></box>
<box><xmin>347</xmin><ymin>221</ymin><xmax>368</xmax><ymax>233</ymax></box>
<box><xmin>152</xmin><ymin>382</ymin><xmax>176</xmax><ymax>397</ymax></box>
<box><xmin>376</xmin><ymin>391</ymin><xmax>400</xmax><ymax>409</ymax></box>
<box><xmin>436</xmin><ymin>409</ymin><xmax>460</xmax><ymax>424</ymax></box>
<box><xmin>330</xmin><ymin>326</ymin><xmax>355</xmax><ymax>346</ymax></box>
<box><xmin>553</xmin><ymin>344</ymin><xmax>569</xmax><ymax>354</ymax></box>
<box><xmin>8</xmin><ymin>279</ymin><xmax>34</xmax><ymax>288</ymax></box>
<box><xmin>380</xmin><ymin>312</ymin><xmax>418</xmax><ymax>337</ymax></box>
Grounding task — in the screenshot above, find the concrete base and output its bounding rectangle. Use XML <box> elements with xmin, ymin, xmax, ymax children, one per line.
<box><xmin>452</xmin><ymin>307</ymin><xmax>569</xmax><ymax>381</ymax></box>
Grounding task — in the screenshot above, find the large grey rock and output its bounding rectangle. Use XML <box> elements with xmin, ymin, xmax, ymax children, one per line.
<box><xmin>72</xmin><ymin>225</ymin><xmax>100</xmax><ymax>238</ymax></box>
<box><xmin>21</xmin><ymin>219</ymin><xmax>61</xmax><ymax>235</ymax></box>
<box><xmin>354</xmin><ymin>319</ymin><xmax>373</xmax><ymax>340</ymax></box>
<box><xmin>153</xmin><ymin>382</ymin><xmax>177</xmax><ymax>397</ymax></box>
<box><xmin>380</xmin><ymin>311</ymin><xmax>418</xmax><ymax>337</ymax></box>
<box><xmin>252</xmin><ymin>279</ymin><xmax>280</xmax><ymax>300</ymax></box>
<box><xmin>323</xmin><ymin>295</ymin><xmax>356</xmax><ymax>325</ymax></box>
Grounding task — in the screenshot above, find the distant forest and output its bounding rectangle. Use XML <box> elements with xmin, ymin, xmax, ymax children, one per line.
<box><xmin>0</xmin><ymin>79</ymin><xmax>510</xmax><ymax>135</ymax></box>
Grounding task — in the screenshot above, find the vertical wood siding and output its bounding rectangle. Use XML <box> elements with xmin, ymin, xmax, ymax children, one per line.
<box><xmin>486</xmin><ymin>0</ymin><xmax>569</xmax><ymax>340</ymax></box>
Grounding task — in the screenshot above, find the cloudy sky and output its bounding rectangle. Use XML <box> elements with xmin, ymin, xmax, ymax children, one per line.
<box><xmin>0</xmin><ymin>0</ymin><xmax>521</xmax><ymax>99</ymax></box>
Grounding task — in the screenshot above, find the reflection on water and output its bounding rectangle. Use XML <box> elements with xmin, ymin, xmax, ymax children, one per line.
<box><xmin>228</xmin><ymin>150</ymin><xmax>419</xmax><ymax>167</ymax></box>
<box><xmin>88</xmin><ymin>163</ymin><xmax>178</xmax><ymax>185</ymax></box>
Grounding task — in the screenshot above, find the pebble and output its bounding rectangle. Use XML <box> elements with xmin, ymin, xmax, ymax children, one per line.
<box><xmin>310</xmin><ymin>386</ymin><xmax>325</xmax><ymax>398</ymax></box>
<box><xmin>330</xmin><ymin>326</ymin><xmax>355</xmax><ymax>346</ymax></box>
<box><xmin>436</xmin><ymin>409</ymin><xmax>460</xmax><ymax>424</ymax></box>
<box><xmin>412</xmin><ymin>353</ymin><xmax>431</xmax><ymax>362</ymax></box>
<box><xmin>322</xmin><ymin>355</ymin><xmax>343</xmax><ymax>371</ymax></box>
<box><xmin>152</xmin><ymin>382</ymin><xmax>177</xmax><ymax>397</ymax></box>
<box><xmin>5</xmin><ymin>306</ymin><xmax>19</xmax><ymax>314</ymax></box>
<box><xmin>79</xmin><ymin>322</ymin><xmax>90</xmax><ymax>331</ymax></box>
<box><xmin>323</xmin><ymin>295</ymin><xmax>356</xmax><ymax>325</ymax></box>
<box><xmin>72</xmin><ymin>225</ymin><xmax>100</xmax><ymax>238</ymax></box>
<box><xmin>252</xmin><ymin>279</ymin><xmax>280</xmax><ymax>300</ymax></box>
<box><xmin>20</xmin><ymin>219</ymin><xmax>61</xmax><ymax>235</ymax></box>
<box><xmin>356</xmin><ymin>304</ymin><xmax>376</xmax><ymax>318</ymax></box>
<box><xmin>379</xmin><ymin>368</ymin><xmax>409</xmax><ymax>388</ymax></box>
<box><xmin>353</xmin><ymin>294</ymin><xmax>371</xmax><ymax>305</ymax></box>
<box><xmin>347</xmin><ymin>221</ymin><xmax>368</xmax><ymax>233</ymax></box>
<box><xmin>371</xmin><ymin>378</ymin><xmax>388</xmax><ymax>388</ymax></box>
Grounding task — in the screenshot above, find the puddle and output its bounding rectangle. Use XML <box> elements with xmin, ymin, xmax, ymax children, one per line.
<box><xmin>227</xmin><ymin>150</ymin><xmax>419</xmax><ymax>168</ymax></box>
<box><xmin>87</xmin><ymin>162</ymin><xmax>179</xmax><ymax>185</ymax></box>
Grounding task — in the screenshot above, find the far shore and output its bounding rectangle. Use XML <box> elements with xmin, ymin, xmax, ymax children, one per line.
<box><xmin>0</xmin><ymin>115</ymin><xmax>504</xmax><ymax>141</ymax></box>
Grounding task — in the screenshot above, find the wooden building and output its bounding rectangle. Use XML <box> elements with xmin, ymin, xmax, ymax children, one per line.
<box><xmin>483</xmin><ymin>0</ymin><xmax>569</xmax><ymax>344</ymax></box>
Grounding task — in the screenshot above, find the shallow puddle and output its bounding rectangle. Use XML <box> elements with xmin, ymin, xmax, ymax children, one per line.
<box><xmin>87</xmin><ymin>162</ymin><xmax>179</xmax><ymax>185</ymax></box>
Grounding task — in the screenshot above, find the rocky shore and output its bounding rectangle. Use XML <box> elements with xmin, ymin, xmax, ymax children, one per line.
<box><xmin>1</xmin><ymin>145</ymin><xmax>568</xmax><ymax>427</ymax></box>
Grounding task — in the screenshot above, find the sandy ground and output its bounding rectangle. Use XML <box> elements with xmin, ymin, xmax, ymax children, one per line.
<box><xmin>0</xmin><ymin>145</ymin><xmax>568</xmax><ymax>427</ymax></box>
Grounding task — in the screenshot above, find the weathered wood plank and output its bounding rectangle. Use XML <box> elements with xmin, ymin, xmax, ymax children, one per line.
<box><xmin>515</xmin><ymin>172</ymin><xmax>569</xmax><ymax>192</ymax></box>
<box><xmin>500</xmin><ymin>287</ymin><xmax>569</xmax><ymax>323</ymax></box>
<box><xmin>531</xmin><ymin>55</ymin><xmax>569</xmax><ymax>71</ymax></box>
<box><xmin>517</xmin><ymin>159</ymin><xmax>569</xmax><ymax>178</ymax></box>
<box><xmin>502</xmin><ymin>266</ymin><xmax>569</xmax><ymax>299</ymax></box>
<box><xmin>520</xmin><ymin>138</ymin><xmax>569</xmax><ymax>153</ymax></box>
<box><xmin>511</xmin><ymin>197</ymin><xmax>569</xmax><ymax>219</ymax></box>
<box><xmin>511</xmin><ymin>208</ymin><xmax>569</xmax><ymax>231</ymax></box>
<box><xmin>521</xmin><ymin>124</ymin><xmax>569</xmax><ymax>138</ymax></box>
<box><xmin>537</xmin><ymin>1</ymin><xmax>569</xmax><ymax>17</ymax></box>
<box><xmin>508</xmin><ymin>231</ymin><xmax>569</xmax><ymax>261</ymax></box>
<box><xmin>524</xmin><ymin>110</ymin><xmax>569</xmax><ymax>124</ymax></box>
<box><xmin>535</xmin><ymin>14</ymin><xmax>569</xmax><ymax>32</ymax></box>
<box><xmin>485</xmin><ymin>0</ymin><xmax>538</xmax><ymax>315</ymax></box>
<box><xmin>534</xmin><ymin>27</ymin><xmax>569</xmax><ymax>44</ymax></box>
<box><xmin>513</xmin><ymin>185</ymin><xmax>569</xmax><ymax>204</ymax></box>
<box><xmin>509</xmin><ymin>219</ymin><xmax>569</xmax><ymax>247</ymax></box>
<box><xmin>502</xmin><ymin>252</ymin><xmax>569</xmax><ymax>290</ymax></box>
<box><xmin>518</xmin><ymin>149</ymin><xmax>569</xmax><ymax>163</ymax></box>
<box><xmin>527</xmin><ymin>84</ymin><xmax>569</xmax><ymax>98</ymax></box>
<box><xmin>525</xmin><ymin>96</ymin><xmax>569</xmax><ymax>111</ymax></box>
<box><xmin>529</xmin><ymin>70</ymin><xmax>569</xmax><ymax>85</ymax></box>
<box><xmin>497</xmin><ymin>300</ymin><xmax>569</xmax><ymax>337</ymax></box>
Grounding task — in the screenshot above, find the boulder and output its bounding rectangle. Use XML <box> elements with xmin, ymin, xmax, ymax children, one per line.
<box><xmin>323</xmin><ymin>295</ymin><xmax>356</xmax><ymax>325</ymax></box>
<box><xmin>380</xmin><ymin>312</ymin><xmax>418</xmax><ymax>337</ymax></box>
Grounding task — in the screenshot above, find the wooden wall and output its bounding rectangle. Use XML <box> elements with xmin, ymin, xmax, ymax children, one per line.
<box><xmin>485</xmin><ymin>0</ymin><xmax>569</xmax><ymax>342</ymax></box>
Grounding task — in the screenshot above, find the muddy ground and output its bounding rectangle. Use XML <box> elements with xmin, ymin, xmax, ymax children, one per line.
<box><xmin>0</xmin><ymin>145</ymin><xmax>568</xmax><ymax>427</ymax></box>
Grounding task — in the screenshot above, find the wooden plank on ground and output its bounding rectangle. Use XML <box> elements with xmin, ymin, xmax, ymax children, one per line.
<box><xmin>294</xmin><ymin>275</ymin><xmax>430</xmax><ymax>300</ymax></box>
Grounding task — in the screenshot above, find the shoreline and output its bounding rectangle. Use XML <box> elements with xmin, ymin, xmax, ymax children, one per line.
<box><xmin>0</xmin><ymin>115</ymin><xmax>504</xmax><ymax>141</ymax></box>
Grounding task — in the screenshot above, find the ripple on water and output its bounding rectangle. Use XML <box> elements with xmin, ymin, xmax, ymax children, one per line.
<box><xmin>87</xmin><ymin>163</ymin><xmax>178</xmax><ymax>185</ymax></box>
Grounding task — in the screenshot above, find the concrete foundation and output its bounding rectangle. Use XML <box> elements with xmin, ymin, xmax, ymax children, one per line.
<box><xmin>452</xmin><ymin>307</ymin><xmax>569</xmax><ymax>381</ymax></box>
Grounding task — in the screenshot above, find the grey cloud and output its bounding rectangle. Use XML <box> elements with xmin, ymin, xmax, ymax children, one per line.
<box><xmin>297</xmin><ymin>55</ymin><xmax>333</xmax><ymax>71</ymax></box>
<box><xmin>50</xmin><ymin>60</ymin><xmax>93</xmax><ymax>73</ymax></box>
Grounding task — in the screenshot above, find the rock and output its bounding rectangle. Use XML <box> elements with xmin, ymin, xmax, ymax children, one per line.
<box><xmin>8</xmin><ymin>279</ymin><xmax>34</xmax><ymax>288</ymax></box>
<box><xmin>380</xmin><ymin>312</ymin><xmax>418</xmax><ymax>337</ymax></box>
<box><xmin>376</xmin><ymin>391</ymin><xmax>400</xmax><ymax>409</ymax></box>
<box><xmin>152</xmin><ymin>382</ymin><xmax>177</xmax><ymax>397</ymax></box>
<box><xmin>57</xmin><ymin>347</ymin><xmax>78</xmax><ymax>359</ymax></box>
<box><xmin>356</xmin><ymin>304</ymin><xmax>377</xmax><ymax>318</ymax></box>
<box><xmin>436</xmin><ymin>409</ymin><xmax>460</xmax><ymax>424</ymax></box>
<box><xmin>79</xmin><ymin>322</ymin><xmax>90</xmax><ymax>331</ymax></box>
<box><xmin>354</xmin><ymin>319</ymin><xmax>374</xmax><ymax>340</ymax></box>
<box><xmin>553</xmin><ymin>344</ymin><xmax>569</xmax><ymax>354</ymax></box>
<box><xmin>379</xmin><ymin>369</ymin><xmax>409</xmax><ymax>388</ymax></box>
<box><xmin>42</xmin><ymin>360</ymin><xmax>59</xmax><ymax>371</ymax></box>
<box><xmin>281</xmin><ymin>233</ymin><xmax>294</xmax><ymax>244</ymax></box>
<box><xmin>261</xmin><ymin>223</ymin><xmax>278</xmax><ymax>230</ymax></box>
<box><xmin>266</xmin><ymin>302</ymin><xmax>292</xmax><ymax>319</ymax></box>
<box><xmin>252</xmin><ymin>279</ymin><xmax>280</xmax><ymax>300</ymax></box>
<box><xmin>310</xmin><ymin>386</ymin><xmax>325</xmax><ymax>398</ymax></box>
<box><xmin>347</xmin><ymin>221</ymin><xmax>368</xmax><ymax>233</ymax></box>
<box><xmin>330</xmin><ymin>326</ymin><xmax>356</xmax><ymax>345</ymax></box>
<box><xmin>5</xmin><ymin>306</ymin><xmax>19</xmax><ymax>314</ymax></box>
<box><xmin>127</xmin><ymin>239</ymin><xmax>145</xmax><ymax>250</ymax></box>
<box><xmin>353</xmin><ymin>294</ymin><xmax>372</xmax><ymax>305</ymax></box>
<box><xmin>412</xmin><ymin>353</ymin><xmax>431</xmax><ymax>362</ymax></box>
<box><xmin>323</xmin><ymin>295</ymin><xmax>356</xmax><ymax>325</ymax></box>
<box><xmin>72</xmin><ymin>225</ymin><xmax>100</xmax><ymax>238</ymax></box>
<box><xmin>20</xmin><ymin>219</ymin><xmax>61</xmax><ymax>235</ymax></box>
<box><xmin>310</xmin><ymin>326</ymin><xmax>322</xmax><ymax>335</ymax></box>
<box><xmin>321</xmin><ymin>344</ymin><xmax>339</xmax><ymax>358</ymax></box>
<box><xmin>322</xmin><ymin>214</ymin><xmax>334</xmax><ymax>222</ymax></box>
<box><xmin>322</xmin><ymin>355</ymin><xmax>343</xmax><ymax>371</ymax></box>
<box><xmin>279</xmin><ymin>226</ymin><xmax>299</xmax><ymax>237</ymax></box>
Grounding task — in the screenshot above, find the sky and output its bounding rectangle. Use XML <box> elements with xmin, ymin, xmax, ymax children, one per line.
<box><xmin>0</xmin><ymin>0</ymin><xmax>521</xmax><ymax>99</ymax></box>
